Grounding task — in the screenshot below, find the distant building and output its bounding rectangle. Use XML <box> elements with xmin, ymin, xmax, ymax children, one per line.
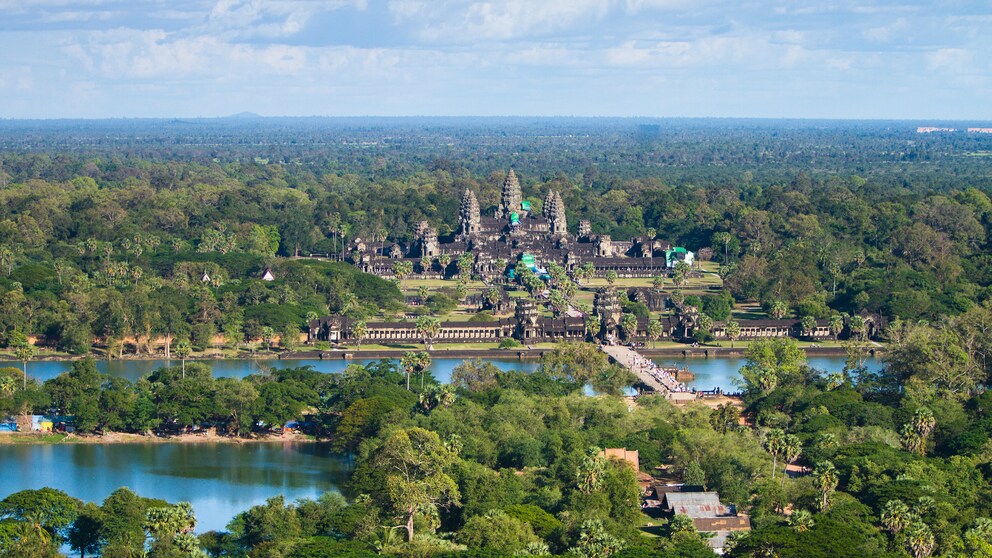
<box><xmin>261</xmin><ymin>268</ymin><xmax>275</xmax><ymax>281</ymax></box>
<box><xmin>917</xmin><ymin>127</ymin><xmax>957</xmax><ymax>133</ymax></box>
<box><xmin>968</xmin><ymin>127</ymin><xmax>992</xmax><ymax>134</ymax></box>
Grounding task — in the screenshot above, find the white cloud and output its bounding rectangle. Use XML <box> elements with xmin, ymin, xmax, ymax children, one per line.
<box><xmin>863</xmin><ymin>17</ymin><xmax>908</xmax><ymax>42</ymax></box>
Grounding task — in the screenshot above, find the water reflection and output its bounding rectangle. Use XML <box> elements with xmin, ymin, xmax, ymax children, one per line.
<box><xmin>0</xmin><ymin>442</ymin><xmax>346</xmax><ymax>533</ymax></box>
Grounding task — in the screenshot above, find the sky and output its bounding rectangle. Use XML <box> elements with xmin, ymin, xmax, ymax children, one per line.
<box><xmin>0</xmin><ymin>0</ymin><xmax>990</xmax><ymax>119</ymax></box>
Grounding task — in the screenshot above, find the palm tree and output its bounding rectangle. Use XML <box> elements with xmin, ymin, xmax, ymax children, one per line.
<box><xmin>260</xmin><ymin>326</ymin><xmax>275</xmax><ymax>353</ymax></box>
<box><xmin>400</xmin><ymin>351</ymin><xmax>417</xmax><ymax>391</ymax></box>
<box><xmin>800</xmin><ymin>315</ymin><xmax>817</xmax><ymax>339</ymax></box>
<box><xmin>620</xmin><ymin>313</ymin><xmax>638</xmax><ymax>342</ymax></box>
<box><xmin>416</xmin><ymin>315</ymin><xmax>441</xmax><ymax>350</ymax></box>
<box><xmin>712</xmin><ymin>231</ymin><xmax>733</xmax><ymax>264</ymax></box>
<box><xmin>349</xmin><ymin>320</ymin><xmax>368</xmax><ymax>351</ymax></box>
<box><xmin>902</xmin><ymin>407</ymin><xmax>936</xmax><ymax>456</ymax></box>
<box><xmin>14</xmin><ymin>343</ymin><xmax>34</xmax><ymax>389</ymax></box>
<box><xmin>174</xmin><ymin>340</ymin><xmax>192</xmax><ymax>379</ymax></box>
<box><xmin>412</xmin><ymin>351</ymin><xmax>432</xmax><ymax>390</ymax></box>
<box><xmin>725</xmin><ymin>320</ymin><xmax>741</xmax><ymax>348</ymax></box>
<box><xmin>392</xmin><ymin>260</ymin><xmax>414</xmax><ymax>285</ymax></box>
<box><xmin>781</xmin><ymin>434</ymin><xmax>802</xmax><ymax>477</ymax></box>
<box><xmin>769</xmin><ymin>300</ymin><xmax>788</xmax><ymax>320</ymax></box>
<box><xmin>419</xmin><ymin>256</ymin><xmax>434</xmax><ymax>275</ymax></box>
<box><xmin>881</xmin><ymin>499</ymin><xmax>912</xmax><ymax>534</ymax></box>
<box><xmin>813</xmin><ymin>461</ymin><xmax>838</xmax><ymax>510</ymax></box>
<box><xmin>828</xmin><ymin>314</ymin><xmax>844</xmax><ymax>340</ymax></box>
<box><xmin>605</xmin><ymin>270</ymin><xmax>618</xmax><ymax>287</ymax></box>
<box><xmin>648</xmin><ymin>319</ymin><xmax>663</xmax><ymax>349</ymax></box>
<box><xmin>584</xmin><ymin>314</ymin><xmax>601</xmax><ymax>342</ymax></box>
<box><xmin>905</xmin><ymin>521</ymin><xmax>936</xmax><ymax>558</ymax></box>
<box><xmin>764</xmin><ymin>428</ymin><xmax>786</xmax><ymax>479</ymax></box>
<box><xmin>849</xmin><ymin>315</ymin><xmax>866</xmax><ymax>340</ymax></box>
<box><xmin>437</xmin><ymin>254</ymin><xmax>452</xmax><ymax>278</ymax></box>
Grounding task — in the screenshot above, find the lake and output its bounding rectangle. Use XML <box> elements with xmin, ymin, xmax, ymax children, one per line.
<box><xmin>0</xmin><ymin>442</ymin><xmax>347</xmax><ymax>533</ymax></box>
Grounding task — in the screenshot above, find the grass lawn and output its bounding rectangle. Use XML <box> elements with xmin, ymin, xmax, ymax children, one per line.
<box><xmin>0</xmin><ymin>433</ymin><xmax>76</xmax><ymax>445</ymax></box>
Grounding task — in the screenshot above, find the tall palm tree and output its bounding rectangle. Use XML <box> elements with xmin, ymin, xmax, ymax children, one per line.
<box><xmin>14</xmin><ymin>343</ymin><xmax>34</xmax><ymax>389</ymax></box>
<box><xmin>828</xmin><ymin>314</ymin><xmax>844</xmax><ymax>341</ymax></box>
<box><xmin>781</xmin><ymin>434</ymin><xmax>802</xmax><ymax>477</ymax></box>
<box><xmin>349</xmin><ymin>320</ymin><xmax>368</xmax><ymax>351</ymax></box>
<box><xmin>400</xmin><ymin>351</ymin><xmax>417</xmax><ymax>391</ymax></box>
<box><xmin>764</xmin><ymin>428</ymin><xmax>786</xmax><ymax>479</ymax></box>
<box><xmin>906</xmin><ymin>521</ymin><xmax>936</xmax><ymax>558</ymax></box>
<box><xmin>813</xmin><ymin>461</ymin><xmax>838</xmax><ymax>510</ymax></box>
<box><xmin>416</xmin><ymin>316</ymin><xmax>441</xmax><ymax>351</ymax></box>
<box><xmin>174</xmin><ymin>340</ymin><xmax>192</xmax><ymax>379</ymax></box>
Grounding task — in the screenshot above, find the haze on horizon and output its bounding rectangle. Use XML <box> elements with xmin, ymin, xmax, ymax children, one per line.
<box><xmin>1</xmin><ymin>0</ymin><xmax>990</xmax><ymax>121</ymax></box>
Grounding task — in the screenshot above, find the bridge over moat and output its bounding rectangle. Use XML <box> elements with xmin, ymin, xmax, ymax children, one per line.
<box><xmin>600</xmin><ymin>344</ymin><xmax>698</xmax><ymax>403</ymax></box>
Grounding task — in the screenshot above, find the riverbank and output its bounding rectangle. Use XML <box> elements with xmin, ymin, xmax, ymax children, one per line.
<box><xmin>3</xmin><ymin>341</ymin><xmax>882</xmax><ymax>365</ymax></box>
<box><xmin>0</xmin><ymin>430</ymin><xmax>318</xmax><ymax>446</ymax></box>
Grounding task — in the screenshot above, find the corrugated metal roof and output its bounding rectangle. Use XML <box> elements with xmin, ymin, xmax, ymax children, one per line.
<box><xmin>662</xmin><ymin>492</ymin><xmax>730</xmax><ymax>518</ymax></box>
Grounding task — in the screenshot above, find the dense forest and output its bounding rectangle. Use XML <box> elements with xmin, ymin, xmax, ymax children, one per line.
<box><xmin>1</xmin><ymin>118</ymin><xmax>992</xmax><ymax>355</ymax></box>
<box><xmin>6</xmin><ymin>333</ymin><xmax>992</xmax><ymax>557</ymax></box>
<box><xmin>4</xmin><ymin>118</ymin><xmax>992</xmax><ymax>557</ymax></box>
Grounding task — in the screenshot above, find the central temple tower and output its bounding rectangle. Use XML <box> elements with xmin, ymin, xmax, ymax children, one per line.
<box><xmin>497</xmin><ymin>169</ymin><xmax>523</xmax><ymax>219</ymax></box>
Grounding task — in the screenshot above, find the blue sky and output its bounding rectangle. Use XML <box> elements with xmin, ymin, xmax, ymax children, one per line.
<box><xmin>1</xmin><ymin>0</ymin><xmax>990</xmax><ymax>119</ymax></box>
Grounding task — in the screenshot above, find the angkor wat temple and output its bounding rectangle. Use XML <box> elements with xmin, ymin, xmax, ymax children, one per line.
<box><xmin>352</xmin><ymin>169</ymin><xmax>693</xmax><ymax>280</ymax></box>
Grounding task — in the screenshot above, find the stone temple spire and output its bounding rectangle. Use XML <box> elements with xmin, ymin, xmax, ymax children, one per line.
<box><xmin>549</xmin><ymin>191</ymin><xmax>568</xmax><ymax>236</ymax></box>
<box><xmin>459</xmin><ymin>188</ymin><xmax>481</xmax><ymax>238</ymax></box>
<box><xmin>543</xmin><ymin>190</ymin><xmax>557</xmax><ymax>219</ymax></box>
<box><xmin>498</xmin><ymin>169</ymin><xmax>523</xmax><ymax>219</ymax></box>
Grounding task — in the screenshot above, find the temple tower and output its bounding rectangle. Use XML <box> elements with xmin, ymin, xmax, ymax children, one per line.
<box><xmin>549</xmin><ymin>191</ymin><xmax>568</xmax><ymax>237</ymax></box>
<box><xmin>515</xmin><ymin>298</ymin><xmax>540</xmax><ymax>340</ymax></box>
<box><xmin>416</xmin><ymin>220</ymin><xmax>439</xmax><ymax>257</ymax></box>
<box><xmin>497</xmin><ymin>169</ymin><xmax>523</xmax><ymax>219</ymax></box>
<box><xmin>458</xmin><ymin>189</ymin><xmax>481</xmax><ymax>239</ymax></box>
<box><xmin>594</xmin><ymin>288</ymin><xmax>622</xmax><ymax>330</ymax></box>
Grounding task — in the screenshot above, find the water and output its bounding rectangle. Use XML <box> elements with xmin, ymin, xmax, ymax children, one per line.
<box><xmin>649</xmin><ymin>355</ymin><xmax>884</xmax><ymax>392</ymax></box>
<box><xmin>1</xmin><ymin>353</ymin><xmax>880</xmax><ymax>532</ymax></box>
<box><xmin>0</xmin><ymin>354</ymin><xmax>882</xmax><ymax>392</ymax></box>
<box><xmin>0</xmin><ymin>442</ymin><xmax>347</xmax><ymax>533</ymax></box>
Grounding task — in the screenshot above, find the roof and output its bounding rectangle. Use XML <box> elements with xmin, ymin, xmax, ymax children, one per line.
<box><xmin>662</xmin><ymin>492</ymin><xmax>733</xmax><ymax>519</ymax></box>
